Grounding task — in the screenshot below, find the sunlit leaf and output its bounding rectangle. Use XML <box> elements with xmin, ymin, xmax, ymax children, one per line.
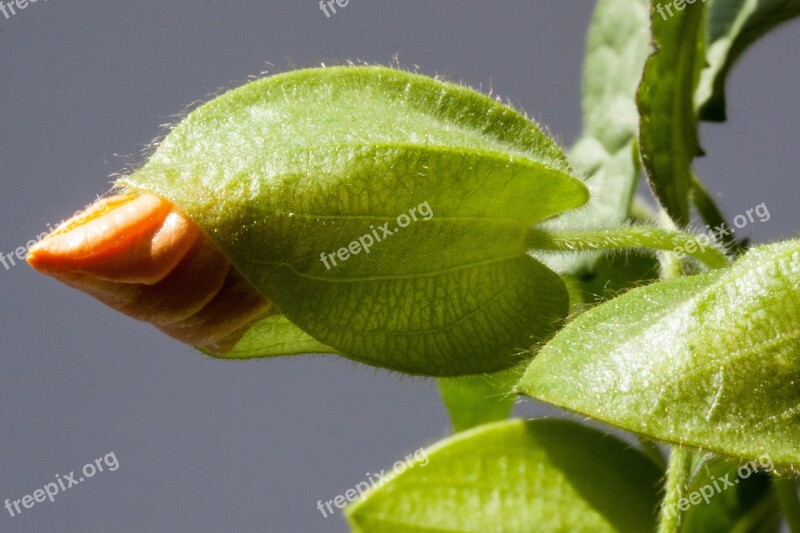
<box><xmin>518</xmin><ymin>240</ymin><xmax>800</xmax><ymax>466</ymax></box>
<box><xmin>119</xmin><ymin>66</ymin><xmax>588</xmax><ymax>376</ymax></box>
<box><xmin>345</xmin><ymin>419</ymin><xmax>662</xmax><ymax>533</ymax></box>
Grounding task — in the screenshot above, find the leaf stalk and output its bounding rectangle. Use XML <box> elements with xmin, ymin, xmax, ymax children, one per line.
<box><xmin>657</xmin><ymin>447</ymin><xmax>694</xmax><ymax>533</ymax></box>
<box><xmin>526</xmin><ymin>226</ymin><xmax>731</xmax><ymax>270</ymax></box>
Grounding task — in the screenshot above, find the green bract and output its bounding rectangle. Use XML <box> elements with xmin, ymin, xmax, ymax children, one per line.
<box><xmin>518</xmin><ymin>240</ymin><xmax>800</xmax><ymax>466</ymax></box>
<box><xmin>345</xmin><ymin>419</ymin><xmax>663</xmax><ymax>533</ymax></box>
<box><xmin>118</xmin><ymin>66</ymin><xmax>588</xmax><ymax>376</ymax></box>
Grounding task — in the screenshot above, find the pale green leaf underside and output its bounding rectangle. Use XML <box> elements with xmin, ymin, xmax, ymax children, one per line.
<box><xmin>345</xmin><ymin>419</ymin><xmax>662</xmax><ymax>533</ymax></box>
<box><xmin>637</xmin><ymin>1</ymin><xmax>706</xmax><ymax>225</ymax></box>
<box><xmin>568</xmin><ymin>0</ymin><xmax>649</xmax><ymax>223</ymax></box>
<box><xmin>120</xmin><ymin>66</ymin><xmax>588</xmax><ymax>376</ymax></box>
<box><xmin>544</xmin><ymin>0</ymin><xmax>650</xmax><ymax>273</ymax></box>
<box><xmin>697</xmin><ymin>0</ymin><xmax>800</xmax><ymax>121</ymax></box>
<box><xmin>518</xmin><ymin>240</ymin><xmax>800</xmax><ymax>466</ymax></box>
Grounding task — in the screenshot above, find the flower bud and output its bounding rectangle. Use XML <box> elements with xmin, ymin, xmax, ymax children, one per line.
<box><xmin>27</xmin><ymin>193</ymin><xmax>274</xmax><ymax>353</ymax></box>
<box><xmin>29</xmin><ymin>66</ymin><xmax>589</xmax><ymax>376</ymax></box>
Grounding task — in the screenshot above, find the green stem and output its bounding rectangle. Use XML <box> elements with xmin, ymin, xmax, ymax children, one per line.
<box><xmin>653</xmin><ymin>219</ymin><xmax>696</xmax><ymax>533</ymax></box>
<box><xmin>690</xmin><ymin>174</ymin><xmax>742</xmax><ymax>254</ymax></box>
<box><xmin>657</xmin><ymin>447</ymin><xmax>694</xmax><ymax>533</ymax></box>
<box><xmin>526</xmin><ymin>226</ymin><xmax>731</xmax><ymax>270</ymax></box>
<box><xmin>774</xmin><ymin>476</ymin><xmax>800</xmax><ymax>532</ymax></box>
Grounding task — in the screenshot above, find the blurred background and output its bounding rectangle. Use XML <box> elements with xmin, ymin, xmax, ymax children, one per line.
<box><xmin>0</xmin><ymin>1</ymin><xmax>797</xmax><ymax>531</ymax></box>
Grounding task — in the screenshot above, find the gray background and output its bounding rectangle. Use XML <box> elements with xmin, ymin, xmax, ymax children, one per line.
<box><xmin>1</xmin><ymin>1</ymin><xmax>798</xmax><ymax>532</ymax></box>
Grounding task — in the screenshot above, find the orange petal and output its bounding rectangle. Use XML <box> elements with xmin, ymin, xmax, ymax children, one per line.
<box><xmin>27</xmin><ymin>192</ymin><xmax>272</xmax><ymax>354</ymax></box>
<box><xmin>28</xmin><ymin>194</ymin><xmax>199</xmax><ymax>284</ymax></box>
<box><xmin>158</xmin><ymin>267</ymin><xmax>276</xmax><ymax>353</ymax></box>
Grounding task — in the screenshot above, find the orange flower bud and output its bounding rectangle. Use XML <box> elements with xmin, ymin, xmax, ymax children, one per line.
<box><xmin>27</xmin><ymin>193</ymin><xmax>274</xmax><ymax>353</ymax></box>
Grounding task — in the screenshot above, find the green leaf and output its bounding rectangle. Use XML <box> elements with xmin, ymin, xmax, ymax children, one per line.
<box><xmin>345</xmin><ymin>419</ymin><xmax>663</xmax><ymax>533</ymax></box>
<box><xmin>568</xmin><ymin>0</ymin><xmax>650</xmax><ymax>225</ymax></box>
<box><xmin>119</xmin><ymin>66</ymin><xmax>588</xmax><ymax>376</ymax></box>
<box><xmin>206</xmin><ymin>314</ymin><xmax>336</xmax><ymax>359</ymax></box>
<box><xmin>637</xmin><ymin>0</ymin><xmax>707</xmax><ymax>225</ymax></box>
<box><xmin>437</xmin><ymin>368</ymin><xmax>517</xmax><ymax>433</ymax></box>
<box><xmin>544</xmin><ymin>0</ymin><xmax>650</xmax><ymax>273</ymax></box>
<box><xmin>570</xmin><ymin>250</ymin><xmax>660</xmax><ymax>305</ymax></box>
<box><xmin>518</xmin><ymin>239</ymin><xmax>800</xmax><ymax>466</ymax></box>
<box><xmin>681</xmin><ymin>458</ymin><xmax>780</xmax><ymax>533</ymax></box>
<box><xmin>697</xmin><ymin>0</ymin><xmax>800</xmax><ymax>122</ymax></box>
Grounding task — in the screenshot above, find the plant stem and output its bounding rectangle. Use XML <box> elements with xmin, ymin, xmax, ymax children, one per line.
<box><xmin>690</xmin><ymin>174</ymin><xmax>742</xmax><ymax>254</ymax></box>
<box><xmin>774</xmin><ymin>475</ymin><xmax>800</xmax><ymax>532</ymax></box>
<box><xmin>526</xmin><ymin>226</ymin><xmax>731</xmax><ymax>269</ymax></box>
<box><xmin>657</xmin><ymin>447</ymin><xmax>694</xmax><ymax>533</ymax></box>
